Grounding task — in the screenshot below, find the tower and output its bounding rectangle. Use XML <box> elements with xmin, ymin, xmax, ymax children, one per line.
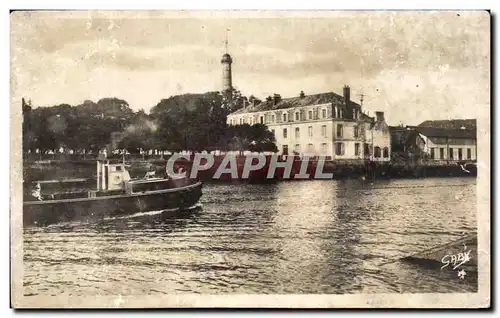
<box><xmin>221</xmin><ymin>29</ymin><xmax>233</xmax><ymax>100</ymax></box>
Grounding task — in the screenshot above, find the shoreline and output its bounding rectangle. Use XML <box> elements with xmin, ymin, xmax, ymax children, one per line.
<box><xmin>23</xmin><ymin>156</ymin><xmax>477</xmax><ymax>183</ymax></box>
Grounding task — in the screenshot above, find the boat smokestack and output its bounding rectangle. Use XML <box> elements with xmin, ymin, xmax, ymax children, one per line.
<box><xmin>101</xmin><ymin>161</ymin><xmax>107</xmax><ymax>191</ymax></box>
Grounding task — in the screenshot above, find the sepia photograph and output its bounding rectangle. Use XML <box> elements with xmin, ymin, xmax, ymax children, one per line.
<box><xmin>10</xmin><ymin>10</ymin><xmax>491</xmax><ymax>308</ymax></box>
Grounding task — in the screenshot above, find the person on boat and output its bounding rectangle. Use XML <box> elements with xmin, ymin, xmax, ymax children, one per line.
<box><xmin>31</xmin><ymin>183</ymin><xmax>42</xmax><ymax>201</ymax></box>
<box><xmin>144</xmin><ymin>171</ymin><xmax>156</xmax><ymax>179</ymax></box>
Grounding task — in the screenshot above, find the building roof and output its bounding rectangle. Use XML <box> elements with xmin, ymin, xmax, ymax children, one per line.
<box><xmin>413</xmin><ymin>126</ymin><xmax>476</xmax><ymax>139</ymax></box>
<box><xmin>418</xmin><ymin>119</ymin><xmax>477</xmax><ymax>130</ymax></box>
<box><xmin>389</xmin><ymin>125</ymin><xmax>407</xmax><ymax>131</ymax></box>
<box><xmin>230</xmin><ymin>91</ymin><xmax>365</xmax><ymax>116</ymax></box>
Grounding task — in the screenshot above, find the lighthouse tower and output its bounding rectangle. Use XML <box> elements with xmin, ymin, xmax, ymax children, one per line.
<box><xmin>221</xmin><ymin>31</ymin><xmax>233</xmax><ymax>100</ymax></box>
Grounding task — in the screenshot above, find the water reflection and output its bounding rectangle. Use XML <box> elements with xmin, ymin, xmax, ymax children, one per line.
<box><xmin>269</xmin><ymin>181</ymin><xmax>336</xmax><ymax>293</ymax></box>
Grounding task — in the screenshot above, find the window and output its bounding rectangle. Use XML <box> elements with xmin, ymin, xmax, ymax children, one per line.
<box><xmin>295</xmin><ymin>112</ymin><xmax>300</xmax><ymax>121</ymax></box>
<box><xmin>467</xmin><ymin>148</ymin><xmax>472</xmax><ymax>160</ymax></box>
<box><xmin>355</xmin><ymin>143</ymin><xmax>360</xmax><ymax>156</ymax></box>
<box><xmin>333</xmin><ymin>107</ymin><xmax>337</xmax><ymax>118</ymax></box>
<box><xmin>260</xmin><ymin>116</ymin><xmax>264</xmax><ymax>124</ymax></box>
<box><xmin>308</xmin><ymin>126</ymin><xmax>313</xmax><ymax>137</ymax></box>
<box><xmin>282</xmin><ymin>145</ymin><xmax>289</xmax><ymax>156</ymax></box>
<box><xmin>307</xmin><ymin>143</ymin><xmax>314</xmax><ymax>154</ymax></box>
<box><xmin>449</xmin><ymin>148</ymin><xmax>454</xmax><ymax>160</ymax></box>
<box><xmin>271</xmin><ymin>115</ymin><xmax>275</xmax><ymax>123</ymax></box>
<box><xmin>294</xmin><ymin>144</ymin><xmax>300</xmax><ymax>153</ymax></box>
<box><xmin>321</xmin><ymin>125</ymin><xmax>327</xmax><ymax>137</ymax></box>
<box><xmin>354</xmin><ymin>126</ymin><xmax>359</xmax><ymax>138</ymax></box>
<box><xmin>322</xmin><ymin>143</ymin><xmax>327</xmax><ymax>154</ymax></box>
<box><xmin>383</xmin><ymin>147</ymin><xmax>389</xmax><ymax>158</ymax></box>
<box><xmin>440</xmin><ymin>148</ymin><xmax>444</xmax><ymax>159</ymax></box>
<box><xmin>239</xmin><ymin>118</ymin><xmax>243</xmax><ymax>125</ymax></box>
<box><xmin>374</xmin><ymin>146</ymin><xmax>381</xmax><ymax>158</ymax></box>
<box><xmin>430</xmin><ymin>148</ymin><xmax>435</xmax><ymax>159</ymax></box>
<box><xmin>364</xmin><ymin>143</ymin><xmax>371</xmax><ymax>157</ymax></box>
<box><xmin>336</xmin><ymin>124</ymin><xmax>343</xmax><ymax>138</ymax></box>
<box><xmin>295</xmin><ymin>127</ymin><xmax>300</xmax><ymax>138</ymax></box>
<box><xmin>283</xmin><ymin>113</ymin><xmax>287</xmax><ymax>122</ymax></box>
<box><xmin>458</xmin><ymin>148</ymin><xmax>463</xmax><ymax>160</ymax></box>
<box><xmin>322</xmin><ymin>109</ymin><xmax>326</xmax><ymax>118</ymax></box>
<box><xmin>283</xmin><ymin>128</ymin><xmax>288</xmax><ymax>138</ymax></box>
<box><xmin>335</xmin><ymin>142</ymin><xmax>344</xmax><ymax>156</ymax></box>
<box><xmin>308</xmin><ymin>111</ymin><xmax>313</xmax><ymax>120</ymax></box>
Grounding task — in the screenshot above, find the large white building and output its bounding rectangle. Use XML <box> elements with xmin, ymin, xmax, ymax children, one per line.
<box><xmin>226</xmin><ymin>86</ymin><xmax>391</xmax><ymax>161</ymax></box>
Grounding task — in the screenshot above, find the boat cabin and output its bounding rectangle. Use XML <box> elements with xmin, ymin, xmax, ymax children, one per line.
<box><xmin>96</xmin><ymin>160</ymin><xmax>132</xmax><ymax>192</ymax></box>
<box><xmin>26</xmin><ymin>160</ymin><xmax>191</xmax><ymax>201</ymax></box>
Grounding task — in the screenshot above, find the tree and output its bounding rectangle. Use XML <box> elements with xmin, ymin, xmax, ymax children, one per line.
<box><xmin>21</xmin><ymin>90</ymin><xmax>276</xmax><ymax>157</ymax></box>
<box><xmin>218</xmin><ymin>124</ymin><xmax>278</xmax><ymax>154</ymax></box>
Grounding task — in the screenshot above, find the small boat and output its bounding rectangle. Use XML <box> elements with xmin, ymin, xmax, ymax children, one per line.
<box><xmin>23</xmin><ymin>160</ymin><xmax>203</xmax><ymax>227</ymax></box>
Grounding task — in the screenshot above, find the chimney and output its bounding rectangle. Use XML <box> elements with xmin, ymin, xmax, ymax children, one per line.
<box><xmin>343</xmin><ymin>85</ymin><xmax>350</xmax><ymax>105</ymax></box>
<box><xmin>252</xmin><ymin>99</ymin><xmax>261</xmax><ymax>107</ymax></box>
<box><xmin>375</xmin><ymin>111</ymin><xmax>385</xmax><ymax>122</ymax></box>
<box><xmin>300</xmin><ymin>90</ymin><xmax>305</xmax><ymax>98</ymax></box>
<box><xmin>273</xmin><ymin>93</ymin><xmax>282</xmax><ymax>105</ymax></box>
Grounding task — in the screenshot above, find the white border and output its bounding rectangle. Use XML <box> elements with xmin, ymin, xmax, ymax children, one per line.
<box><xmin>4</xmin><ymin>0</ymin><xmax>497</xmax><ymax>316</ymax></box>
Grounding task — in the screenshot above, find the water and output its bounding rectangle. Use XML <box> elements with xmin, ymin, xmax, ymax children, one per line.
<box><xmin>23</xmin><ymin>177</ymin><xmax>477</xmax><ymax>296</ymax></box>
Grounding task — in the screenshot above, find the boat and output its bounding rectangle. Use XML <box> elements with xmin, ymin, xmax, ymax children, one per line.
<box><xmin>23</xmin><ymin>159</ymin><xmax>203</xmax><ymax>227</ymax></box>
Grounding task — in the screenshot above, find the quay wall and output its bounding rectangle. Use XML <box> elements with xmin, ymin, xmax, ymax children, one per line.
<box><xmin>23</xmin><ymin>155</ymin><xmax>477</xmax><ymax>184</ymax></box>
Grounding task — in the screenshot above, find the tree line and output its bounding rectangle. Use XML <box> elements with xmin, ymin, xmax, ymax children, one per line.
<box><xmin>22</xmin><ymin>89</ymin><xmax>277</xmax><ymax>157</ymax></box>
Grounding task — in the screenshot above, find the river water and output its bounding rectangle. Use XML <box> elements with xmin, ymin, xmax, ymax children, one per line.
<box><xmin>23</xmin><ymin>177</ymin><xmax>477</xmax><ymax>296</ymax></box>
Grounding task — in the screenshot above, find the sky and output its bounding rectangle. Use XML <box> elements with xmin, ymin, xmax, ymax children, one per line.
<box><xmin>11</xmin><ymin>10</ymin><xmax>490</xmax><ymax>125</ymax></box>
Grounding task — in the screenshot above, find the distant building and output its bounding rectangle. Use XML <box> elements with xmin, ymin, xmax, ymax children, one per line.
<box><xmin>397</xmin><ymin>119</ymin><xmax>477</xmax><ymax>162</ymax></box>
<box><xmin>389</xmin><ymin>125</ymin><xmax>409</xmax><ymax>152</ymax></box>
<box><xmin>226</xmin><ymin>86</ymin><xmax>391</xmax><ymax>161</ymax></box>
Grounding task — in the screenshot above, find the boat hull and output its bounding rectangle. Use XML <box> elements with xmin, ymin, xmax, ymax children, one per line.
<box><xmin>23</xmin><ymin>181</ymin><xmax>203</xmax><ymax>227</ymax></box>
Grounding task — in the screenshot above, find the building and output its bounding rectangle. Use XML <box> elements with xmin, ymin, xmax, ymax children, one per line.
<box><xmin>393</xmin><ymin>119</ymin><xmax>477</xmax><ymax>162</ymax></box>
<box><xmin>366</xmin><ymin>111</ymin><xmax>392</xmax><ymax>162</ymax></box>
<box><xmin>226</xmin><ymin>86</ymin><xmax>391</xmax><ymax>161</ymax></box>
<box><xmin>389</xmin><ymin>125</ymin><xmax>408</xmax><ymax>152</ymax></box>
